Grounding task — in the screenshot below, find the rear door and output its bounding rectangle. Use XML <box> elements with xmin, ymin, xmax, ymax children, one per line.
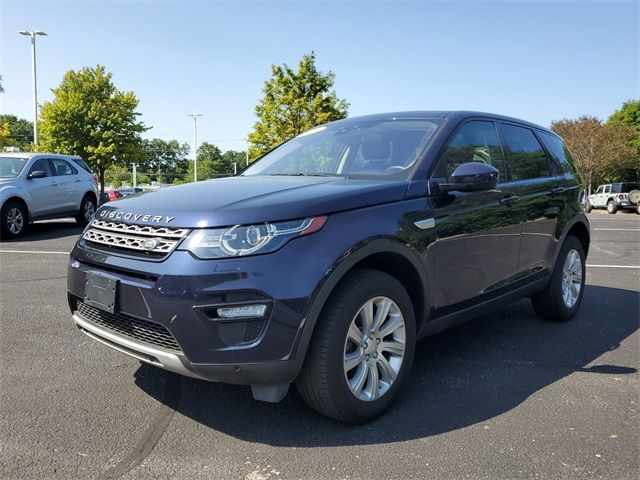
<box><xmin>498</xmin><ymin>123</ymin><xmax>558</xmax><ymax>275</ymax></box>
<box><xmin>26</xmin><ymin>159</ymin><xmax>60</xmax><ymax>217</ymax></box>
<box><xmin>429</xmin><ymin>119</ymin><xmax>522</xmax><ymax>310</ymax></box>
<box><xmin>50</xmin><ymin>158</ymin><xmax>80</xmax><ymax>212</ymax></box>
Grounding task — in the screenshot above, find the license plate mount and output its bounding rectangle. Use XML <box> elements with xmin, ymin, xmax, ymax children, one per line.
<box><xmin>84</xmin><ymin>272</ymin><xmax>118</xmax><ymax>314</ymax></box>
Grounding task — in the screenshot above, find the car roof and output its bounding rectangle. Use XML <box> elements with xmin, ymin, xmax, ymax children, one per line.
<box><xmin>330</xmin><ymin>111</ymin><xmax>554</xmax><ymax>135</ymax></box>
<box><xmin>1</xmin><ymin>152</ymin><xmax>83</xmax><ymax>161</ymax></box>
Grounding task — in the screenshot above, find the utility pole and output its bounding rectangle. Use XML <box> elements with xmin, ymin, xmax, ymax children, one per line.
<box><xmin>19</xmin><ymin>30</ymin><xmax>47</xmax><ymax>146</ymax></box>
<box><xmin>131</xmin><ymin>163</ymin><xmax>137</xmax><ymax>188</ymax></box>
<box><xmin>233</xmin><ymin>163</ymin><xmax>237</xmax><ymax>175</ymax></box>
<box><xmin>188</xmin><ymin>114</ymin><xmax>202</xmax><ymax>181</ymax></box>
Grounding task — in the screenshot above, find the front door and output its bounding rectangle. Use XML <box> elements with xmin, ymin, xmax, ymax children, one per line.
<box><xmin>27</xmin><ymin>159</ymin><xmax>60</xmax><ymax>217</ymax></box>
<box><xmin>429</xmin><ymin>120</ymin><xmax>521</xmax><ymax>310</ymax></box>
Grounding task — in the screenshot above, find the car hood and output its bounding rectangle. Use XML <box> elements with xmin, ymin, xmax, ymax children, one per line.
<box><xmin>96</xmin><ymin>175</ymin><xmax>409</xmax><ymax>227</ymax></box>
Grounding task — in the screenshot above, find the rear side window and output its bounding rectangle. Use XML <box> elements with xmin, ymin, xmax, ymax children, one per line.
<box><xmin>72</xmin><ymin>157</ymin><xmax>92</xmax><ymax>173</ymax></box>
<box><xmin>29</xmin><ymin>159</ymin><xmax>53</xmax><ymax>177</ymax></box>
<box><xmin>433</xmin><ymin>120</ymin><xmax>507</xmax><ymax>183</ymax></box>
<box><xmin>538</xmin><ymin>131</ymin><xmax>574</xmax><ymax>175</ymax></box>
<box><xmin>51</xmin><ymin>159</ymin><xmax>78</xmax><ymax>176</ymax></box>
<box><xmin>501</xmin><ymin>124</ymin><xmax>550</xmax><ymax>180</ymax></box>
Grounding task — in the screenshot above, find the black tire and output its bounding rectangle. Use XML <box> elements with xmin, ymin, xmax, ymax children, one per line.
<box><xmin>296</xmin><ymin>269</ymin><xmax>416</xmax><ymax>423</ymax></box>
<box><xmin>531</xmin><ymin>235</ymin><xmax>586</xmax><ymax>322</ymax></box>
<box><xmin>606</xmin><ymin>200</ymin><xmax>617</xmax><ymax>214</ymax></box>
<box><xmin>636</xmin><ymin>204</ymin><xmax>640</xmax><ymax>215</ymax></box>
<box><xmin>1</xmin><ymin>200</ymin><xmax>28</xmax><ymax>239</ymax></box>
<box><xmin>75</xmin><ymin>194</ymin><xmax>96</xmax><ymax>226</ymax></box>
<box><xmin>585</xmin><ymin>201</ymin><xmax>592</xmax><ymax>213</ymax></box>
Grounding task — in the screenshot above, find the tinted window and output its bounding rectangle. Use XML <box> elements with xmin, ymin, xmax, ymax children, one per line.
<box><xmin>501</xmin><ymin>124</ymin><xmax>550</xmax><ymax>180</ymax></box>
<box><xmin>603</xmin><ymin>185</ymin><xmax>610</xmax><ymax>194</ymax></box>
<box><xmin>596</xmin><ymin>186</ymin><xmax>603</xmax><ymax>194</ymax></box>
<box><xmin>51</xmin><ymin>159</ymin><xmax>78</xmax><ymax>176</ymax></box>
<box><xmin>242</xmin><ymin>120</ymin><xmax>440</xmax><ymax>180</ymax></box>
<box><xmin>611</xmin><ymin>183</ymin><xmax>639</xmax><ymax>193</ymax></box>
<box><xmin>432</xmin><ymin>120</ymin><xmax>506</xmax><ymax>182</ymax></box>
<box><xmin>538</xmin><ymin>131</ymin><xmax>574</xmax><ymax>175</ymax></box>
<box><xmin>29</xmin><ymin>159</ymin><xmax>52</xmax><ymax>177</ymax></box>
<box><xmin>72</xmin><ymin>157</ymin><xmax>92</xmax><ymax>173</ymax></box>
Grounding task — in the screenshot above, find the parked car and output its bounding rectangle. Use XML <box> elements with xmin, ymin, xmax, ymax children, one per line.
<box><xmin>586</xmin><ymin>182</ymin><xmax>640</xmax><ymax>214</ymax></box>
<box><xmin>117</xmin><ymin>187</ymin><xmax>144</xmax><ymax>197</ymax></box>
<box><xmin>0</xmin><ymin>152</ymin><xmax>99</xmax><ymax>239</ymax></box>
<box><xmin>67</xmin><ymin>111</ymin><xmax>590</xmax><ymax>423</ymax></box>
<box><xmin>101</xmin><ymin>188</ymin><xmax>123</xmax><ymax>204</ymax></box>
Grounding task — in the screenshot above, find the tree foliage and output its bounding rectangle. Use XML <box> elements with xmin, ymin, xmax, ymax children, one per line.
<box><xmin>0</xmin><ymin>115</ymin><xmax>34</xmax><ymax>150</ymax></box>
<box><xmin>551</xmin><ymin>115</ymin><xmax>638</xmax><ymax>193</ymax></box>
<box><xmin>248</xmin><ymin>52</ymin><xmax>348</xmax><ymax>159</ymax></box>
<box><xmin>38</xmin><ymin>65</ymin><xmax>147</xmax><ymax>194</ymax></box>
<box><xmin>140</xmin><ymin>138</ymin><xmax>190</xmax><ymax>183</ymax></box>
<box><xmin>608</xmin><ymin>99</ymin><xmax>640</xmax><ymax>148</ymax></box>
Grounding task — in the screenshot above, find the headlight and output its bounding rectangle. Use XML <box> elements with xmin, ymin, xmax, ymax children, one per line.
<box><xmin>179</xmin><ymin>216</ymin><xmax>327</xmax><ymax>259</ymax></box>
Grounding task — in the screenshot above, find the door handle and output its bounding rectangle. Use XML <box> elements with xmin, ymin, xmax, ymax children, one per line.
<box><xmin>75</xmin><ymin>179</ymin><xmax>81</xmax><ymax>183</ymax></box>
<box><xmin>500</xmin><ymin>195</ymin><xmax>520</xmax><ymax>205</ymax></box>
<box><xmin>551</xmin><ymin>187</ymin><xmax>565</xmax><ymax>194</ymax></box>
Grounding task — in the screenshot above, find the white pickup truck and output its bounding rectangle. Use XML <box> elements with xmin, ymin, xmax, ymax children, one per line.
<box><xmin>586</xmin><ymin>182</ymin><xmax>640</xmax><ymax>214</ymax></box>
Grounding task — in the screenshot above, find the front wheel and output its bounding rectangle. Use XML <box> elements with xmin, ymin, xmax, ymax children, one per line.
<box><xmin>531</xmin><ymin>235</ymin><xmax>586</xmax><ymax>322</ymax></box>
<box><xmin>296</xmin><ymin>269</ymin><xmax>416</xmax><ymax>423</ymax></box>
<box><xmin>607</xmin><ymin>200</ymin><xmax>618</xmax><ymax>214</ymax></box>
<box><xmin>1</xmin><ymin>201</ymin><xmax>27</xmax><ymax>239</ymax></box>
<box><xmin>75</xmin><ymin>195</ymin><xmax>96</xmax><ymax>226</ymax></box>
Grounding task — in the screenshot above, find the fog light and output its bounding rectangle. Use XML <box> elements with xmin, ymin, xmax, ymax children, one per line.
<box><xmin>217</xmin><ymin>304</ymin><xmax>268</xmax><ymax>319</ymax></box>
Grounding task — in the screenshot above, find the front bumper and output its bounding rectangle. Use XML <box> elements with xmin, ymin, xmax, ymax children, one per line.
<box><xmin>67</xmin><ymin>231</ymin><xmax>337</xmax><ymax>386</ymax></box>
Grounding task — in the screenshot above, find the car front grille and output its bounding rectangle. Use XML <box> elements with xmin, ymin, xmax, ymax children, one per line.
<box><xmin>82</xmin><ymin>219</ymin><xmax>189</xmax><ymax>259</ymax></box>
<box><xmin>75</xmin><ymin>298</ymin><xmax>181</xmax><ymax>352</ymax></box>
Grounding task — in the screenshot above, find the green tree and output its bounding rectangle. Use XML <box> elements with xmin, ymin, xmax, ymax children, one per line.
<box><xmin>248</xmin><ymin>52</ymin><xmax>348</xmax><ymax>159</ymax></box>
<box><xmin>608</xmin><ymin>100</ymin><xmax>640</xmax><ymax>148</ymax></box>
<box><xmin>0</xmin><ymin>115</ymin><xmax>34</xmax><ymax>150</ymax></box>
<box><xmin>38</xmin><ymin>65</ymin><xmax>147</xmax><ymax>194</ymax></box>
<box><xmin>141</xmin><ymin>138</ymin><xmax>190</xmax><ymax>183</ymax></box>
<box><xmin>183</xmin><ymin>143</ymin><xmax>239</xmax><ymax>182</ymax></box>
<box><xmin>551</xmin><ymin>116</ymin><xmax>638</xmax><ymax>192</ymax></box>
<box><xmin>105</xmin><ymin>164</ymin><xmax>131</xmax><ymax>188</ymax></box>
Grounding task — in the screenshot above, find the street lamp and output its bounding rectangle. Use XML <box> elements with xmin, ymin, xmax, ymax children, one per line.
<box><xmin>188</xmin><ymin>113</ymin><xmax>202</xmax><ymax>181</ymax></box>
<box><xmin>19</xmin><ymin>30</ymin><xmax>47</xmax><ymax>147</ymax></box>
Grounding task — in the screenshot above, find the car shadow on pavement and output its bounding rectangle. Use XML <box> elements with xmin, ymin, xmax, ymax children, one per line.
<box><xmin>1</xmin><ymin>220</ymin><xmax>84</xmax><ymax>242</ymax></box>
<box><xmin>135</xmin><ymin>284</ymin><xmax>638</xmax><ymax>446</ymax></box>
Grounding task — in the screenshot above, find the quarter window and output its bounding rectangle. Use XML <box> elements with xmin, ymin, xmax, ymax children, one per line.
<box><xmin>538</xmin><ymin>131</ymin><xmax>574</xmax><ymax>175</ymax></box>
<box><xmin>432</xmin><ymin>120</ymin><xmax>506</xmax><ymax>183</ymax></box>
<box><xmin>501</xmin><ymin>124</ymin><xmax>550</xmax><ymax>180</ymax></box>
<box><xmin>29</xmin><ymin>159</ymin><xmax>52</xmax><ymax>177</ymax></box>
<box><xmin>51</xmin><ymin>159</ymin><xmax>77</xmax><ymax>176</ymax></box>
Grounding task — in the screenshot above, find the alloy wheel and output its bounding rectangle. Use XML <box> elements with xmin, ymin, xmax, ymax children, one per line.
<box><xmin>6</xmin><ymin>207</ymin><xmax>24</xmax><ymax>235</ymax></box>
<box><xmin>561</xmin><ymin>249</ymin><xmax>583</xmax><ymax>308</ymax></box>
<box><xmin>84</xmin><ymin>200</ymin><xmax>95</xmax><ymax>221</ymax></box>
<box><xmin>343</xmin><ymin>296</ymin><xmax>406</xmax><ymax>401</ymax></box>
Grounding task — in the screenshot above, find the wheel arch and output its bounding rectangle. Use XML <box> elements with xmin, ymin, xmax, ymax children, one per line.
<box><xmin>292</xmin><ymin>238</ymin><xmax>429</xmax><ymax>363</ymax></box>
<box><xmin>1</xmin><ymin>195</ymin><xmax>30</xmax><ymax>220</ymax></box>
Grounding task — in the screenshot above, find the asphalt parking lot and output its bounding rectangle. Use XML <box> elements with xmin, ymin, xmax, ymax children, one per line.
<box><xmin>1</xmin><ymin>213</ymin><xmax>638</xmax><ymax>480</ymax></box>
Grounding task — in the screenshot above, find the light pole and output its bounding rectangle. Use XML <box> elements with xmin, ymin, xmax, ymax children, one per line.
<box><xmin>188</xmin><ymin>113</ymin><xmax>202</xmax><ymax>181</ymax></box>
<box><xmin>19</xmin><ymin>30</ymin><xmax>47</xmax><ymax>147</ymax></box>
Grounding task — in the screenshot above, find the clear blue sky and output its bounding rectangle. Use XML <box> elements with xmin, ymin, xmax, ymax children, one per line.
<box><xmin>1</xmin><ymin>0</ymin><xmax>638</xmax><ymax>153</ymax></box>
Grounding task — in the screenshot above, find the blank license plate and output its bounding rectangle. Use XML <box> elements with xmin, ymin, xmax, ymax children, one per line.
<box><xmin>84</xmin><ymin>272</ymin><xmax>118</xmax><ymax>314</ymax></box>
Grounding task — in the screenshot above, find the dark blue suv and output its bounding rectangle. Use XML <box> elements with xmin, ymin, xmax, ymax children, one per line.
<box><xmin>67</xmin><ymin>111</ymin><xmax>590</xmax><ymax>423</ymax></box>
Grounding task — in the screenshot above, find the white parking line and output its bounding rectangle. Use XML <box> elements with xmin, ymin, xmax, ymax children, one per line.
<box><xmin>0</xmin><ymin>249</ymin><xmax>69</xmax><ymax>255</ymax></box>
<box><xmin>593</xmin><ymin>228</ymin><xmax>640</xmax><ymax>231</ymax></box>
<box><xmin>586</xmin><ymin>264</ymin><xmax>640</xmax><ymax>269</ymax></box>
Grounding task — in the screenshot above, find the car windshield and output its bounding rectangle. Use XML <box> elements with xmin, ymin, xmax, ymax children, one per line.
<box><xmin>241</xmin><ymin>119</ymin><xmax>441</xmax><ymax>180</ymax></box>
<box><xmin>0</xmin><ymin>156</ymin><xmax>29</xmax><ymax>178</ymax></box>
<box><xmin>612</xmin><ymin>183</ymin><xmax>639</xmax><ymax>193</ymax></box>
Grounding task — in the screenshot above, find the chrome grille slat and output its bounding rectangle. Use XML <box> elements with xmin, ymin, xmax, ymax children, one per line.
<box><xmin>90</xmin><ymin>219</ymin><xmax>189</xmax><ymax>238</ymax></box>
<box><xmin>82</xmin><ymin>219</ymin><xmax>189</xmax><ymax>257</ymax></box>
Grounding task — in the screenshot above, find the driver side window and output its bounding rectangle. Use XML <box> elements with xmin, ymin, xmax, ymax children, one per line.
<box><xmin>432</xmin><ymin>121</ymin><xmax>506</xmax><ymax>183</ymax></box>
<box><xmin>596</xmin><ymin>186</ymin><xmax>603</xmax><ymax>194</ymax></box>
<box><xmin>29</xmin><ymin>159</ymin><xmax>52</xmax><ymax>177</ymax></box>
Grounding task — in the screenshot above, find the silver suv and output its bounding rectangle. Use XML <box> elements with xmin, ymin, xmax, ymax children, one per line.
<box><xmin>0</xmin><ymin>153</ymin><xmax>99</xmax><ymax>238</ymax></box>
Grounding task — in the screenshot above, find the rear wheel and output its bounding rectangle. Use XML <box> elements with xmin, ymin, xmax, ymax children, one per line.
<box><xmin>531</xmin><ymin>235</ymin><xmax>586</xmax><ymax>322</ymax></box>
<box><xmin>75</xmin><ymin>194</ymin><xmax>96</xmax><ymax>226</ymax></box>
<box><xmin>296</xmin><ymin>269</ymin><xmax>416</xmax><ymax>423</ymax></box>
<box><xmin>1</xmin><ymin>201</ymin><xmax>27</xmax><ymax>239</ymax></box>
<box><xmin>607</xmin><ymin>200</ymin><xmax>618</xmax><ymax>214</ymax></box>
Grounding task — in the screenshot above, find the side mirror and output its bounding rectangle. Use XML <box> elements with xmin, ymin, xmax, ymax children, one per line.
<box><xmin>435</xmin><ymin>162</ymin><xmax>499</xmax><ymax>193</ymax></box>
<box><xmin>27</xmin><ymin>170</ymin><xmax>47</xmax><ymax>180</ymax></box>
